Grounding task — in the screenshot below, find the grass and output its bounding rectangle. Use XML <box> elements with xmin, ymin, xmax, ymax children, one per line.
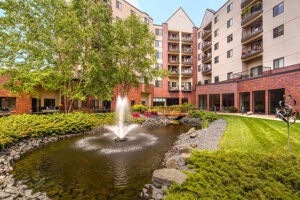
<box><xmin>166</xmin><ymin>115</ymin><xmax>300</xmax><ymax>200</ymax></box>
<box><xmin>218</xmin><ymin>115</ymin><xmax>300</xmax><ymax>154</ymax></box>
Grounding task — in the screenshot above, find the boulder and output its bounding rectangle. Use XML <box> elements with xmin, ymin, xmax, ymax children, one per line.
<box><xmin>180</xmin><ymin>153</ymin><xmax>191</xmax><ymax>160</ymax></box>
<box><xmin>177</xmin><ymin>144</ymin><xmax>190</xmax><ymax>154</ymax></box>
<box><xmin>190</xmin><ymin>132</ymin><xmax>198</xmax><ymax>138</ymax></box>
<box><xmin>187</xmin><ymin>127</ymin><xmax>196</xmax><ymax>134</ymax></box>
<box><xmin>165</xmin><ymin>156</ymin><xmax>185</xmax><ymax>169</ymax></box>
<box><xmin>152</xmin><ymin>168</ymin><xmax>187</xmax><ymax>188</ymax></box>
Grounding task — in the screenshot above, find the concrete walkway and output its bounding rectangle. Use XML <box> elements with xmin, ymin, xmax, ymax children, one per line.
<box><xmin>217</xmin><ymin>112</ymin><xmax>300</xmax><ymax>123</ymax></box>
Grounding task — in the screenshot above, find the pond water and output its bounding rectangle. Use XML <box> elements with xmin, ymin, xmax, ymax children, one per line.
<box><xmin>12</xmin><ymin>125</ymin><xmax>190</xmax><ymax>200</ymax></box>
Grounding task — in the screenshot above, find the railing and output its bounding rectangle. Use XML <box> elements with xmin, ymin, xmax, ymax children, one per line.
<box><xmin>168</xmin><ymin>37</ymin><xmax>179</xmax><ymax>41</ymax></box>
<box><xmin>168</xmin><ymin>70</ymin><xmax>179</xmax><ymax>75</ymax></box>
<box><xmin>168</xmin><ymin>86</ymin><xmax>179</xmax><ymax>92</ymax></box>
<box><xmin>202</xmin><ymin>54</ymin><xmax>212</xmax><ymax>63</ymax></box>
<box><xmin>182</xmin><ymin>37</ymin><xmax>193</xmax><ymax>42</ymax></box>
<box><xmin>182</xmin><ymin>86</ymin><xmax>192</xmax><ymax>92</ymax></box>
<box><xmin>201</xmin><ymin>41</ymin><xmax>212</xmax><ymax>50</ymax></box>
<box><xmin>182</xmin><ymin>69</ymin><xmax>192</xmax><ymax>75</ymax></box>
<box><xmin>233</xmin><ymin>67</ymin><xmax>271</xmax><ymax>80</ymax></box>
<box><xmin>241</xmin><ymin>42</ymin><xmax>263</xmax><ymax>59</ymax></box>
<box><xmin>241</xmin><ymin>2</ymin><xmax>262</xmax><ymax>25</ymax></box>
<box><xmin>201</xmin><ymin>29</ymin><xmax>212</xmax><ymax>39</ymax></box>
<box><xmin>202</xmin><ymin>65</ymin><xmax>212</xmax><ymax>74</ymax></box>
<box><xmin>242</xmin><ymin>26</ymin><xmax>263</xmax><ymax>42</ymax></box>
<box><xmin>182</xmin><ymin>60</ymin><xmax>193</xmax><ymax>65</ymax></box>
<box><xmin>168</xmin><ymin>59</ymin><xmax>179</xmax><ymax>64</ymax></box>
<box><xmin>182</xmin><ymin>48</ymin><xmax>192</xmax><ymax>53</ymax></box>
<box><xmin>241</xmin><ymin>0</ymin><xmax>252</xmax><ymax>8</ymax></box>
<box><xmin>152</xmin><ymin>106</ymin><xmax>194</xmax><ymax>116</ymax></box>
<box><xmin>168</xmin><ymin>48</ymin><xmax>179</xmax><ymax>52</ymax></box>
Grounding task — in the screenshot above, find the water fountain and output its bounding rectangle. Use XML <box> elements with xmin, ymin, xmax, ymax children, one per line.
<box><xmin>105</xmin><ymin>95</ymin><xmax>138</xmax><ymax>142</ymax></box>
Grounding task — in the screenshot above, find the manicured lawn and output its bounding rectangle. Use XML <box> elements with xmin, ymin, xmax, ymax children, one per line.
<box><xmin>166</xmin><ymin>115</ymin><xmax>300</xmax><ymax>200</ymax></box>
<box><xmin>218</xmin><ymin>115</ymin><xmax>300</xmax><ymax>154</ymax></box>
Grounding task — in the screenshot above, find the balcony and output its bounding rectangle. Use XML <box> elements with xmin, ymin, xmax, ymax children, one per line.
<box><xmin>168</xmin><ymin>86</ymin><xmax>179</xmax><ymax>92</ymax></box>
<box><xmin>202</xmin><ymin>54</ymin><xmax>212</xmax><ymax>63</ymax></box>
<box><xmin>182</xmin><ymin>59</ymin><xmax>193</xmax><ymax>65</ymax></box>
<box><xmin>241</xmin><ymin>41</ymin><xmax>263</xmax><ymax>61</ymax></box>
<box><xmin>241</xmin><ymin>2</ymin><xmax>262</xmax><ymax>26</ymax></box>
<box><xmin>181</xmin><ymin>37</ymin><xmax>193</xmax><ymax>43</ymax></box>
<box><xmin>233</xmin><ymin>67</ymin><xmax>271</xmax><ymax>79</ymax></box>
<box><xmin>201</xmin><ymin>41</ymin><xmax>212</xmax><ymax>51</ymax></box>
<box><xmin>182</xmin><ymin>68</ymin><xmax>193</xmax><ymax>76</ymax></box>
<box><xmin>182</xmin><ymin>85</ymin><xmax>192</xmax><ymax>92</ymax></box>
<box><xmin>202</xmin><ymin>64</ymin><xmax>212</xmax><ymax>75</ymax></box>
<box><xmin>168</xmin><ymin>36</ymin><xmax>179</xmax><ymax>42</ymax></box>
<box><xmin>201</xmin><ymin>29</ymin><xmax>212</xmax><ymax>40</ymax></box>
<box><xmin>241</xmin><ymin>24</ymin><xmax>263</xmax><ymax>43</ymax></box>
<box><xmin>168</xmin><ymin>69</ymin><xmax>179</xmax><ymax>76</ymax></box>
<box><xmin>182</xmin><ymin>48</ymin><xmax>193</xmax><ymax>54</ymax></box>
<box><xmin>168</xmin><ymin>48</ymin><xmax>180</xmax><ymax>53</ymax></box>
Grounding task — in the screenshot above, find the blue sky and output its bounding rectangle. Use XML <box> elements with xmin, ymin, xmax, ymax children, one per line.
<box><xmin>126</xmin><ymin>0</ymin><xmax>227</xmax><ymax>26</ymax></box>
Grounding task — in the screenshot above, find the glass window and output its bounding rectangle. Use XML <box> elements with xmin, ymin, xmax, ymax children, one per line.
<box><xmin>227</xmin><ymin>18</ymin><xmax>233</xmax><ymax>28</ymax></box>
<box><xmin>155</xmin><ymin>29</ymin><xmax>163</xmax><ymax>36</ymax></box>
<box><xmin>214</xmin><ymin>76</ymin><xmax>219</xmax><ymax>83</ymax></box>
<box><xmin>0</xmin><ymin>97</ymin><xmax>16</xmax><ymax>111</ymax></box>
<box><xmin>156</xmin><ymin>52</ymin><xmax>162</xmax><ymax>59</ymax></box>
<box><xmin>197</xmin><ymin>32</ymin><xmax>201</xmax><ymax>38</ymax></box>
<box><xmin>227</xmin><ymin>49</ymin><xmax>233</xmax><ymax>58</ymax></box>
<box><xmin>155</xmin><ymin>63</ymin><xmax>162</xmax><ymax>70</ymax></box>
<box><xmin>171</xmin><ymin>82</ymin><xmax>176</xmax><ymax>87</ymax></box>
<box><xmin>227</xmin><ymin>3</ymin><xmax>233</xmax><ymax>13</ymax></box>
<box><xmin>198</xmin><ymin>42</ymin><xmax>201</xmax><ymax>50</ymax></box>
<box><xmin>143</xmin><ymin>17</ymin><xmax>149</xmax><ymax>24</ymax></box>
<box><xmin>214</xmin><ymin>42</ymin><xmax>219</xmax><ymax>50</ymax></box>
<box><xmin>273</xmin><ymin>24</ymin><xmax>284</xmax><ymax>38</ymax></box>
<box><xmin>273</xmin><ymin>57</ymin><xmax>284</xmax><ymax>69</ymax></box>
<box><xmin>198</xmin><ymin>54</ymin><xmax>201</xmax><ymax>61</ymax></box>
<box><xmin>130</xmin><ymin>10</ymin><xmax>135</xmax><ymax>15</ymax></box>
<box><xmin>116</xmin><ymin>0</ymin><xmax>122</xmax><ymax>10</ymax></box>
<box><xmin>198</xmin><ymin>65</ymin><xmax>201</xmax><ymax>72</ymax></box>
<box><xmin>227</xmin><ymin>72</ymin><xmax>233</xmax><ymax>80</ymax></box>
<box><xmin>250</xmin><ymin>66</ymin><xmax>263</xmax><ymax>77</ymax></box>
<box><xmin>214</xmin><ymin>15</ymin><xmax>219</xmax><ymax>24</ymax></box>
<box><xmin>155</xmin><ymin>80</ymin><xmax>163</xmax><ymax>88</ymax></box>
<box><xmin>214</xmin><ymin>56</ymin><xmax>219</xmax><ymax>64</ymax></box>
<box><xmin>44</xmin><ymin>99</ymin><xmax>55</xmax><ymax>108</ymax></box>
<box><xmin>273</xmin><ymin>2</ymin><xmax>284</xmax><ymax>17</ymax></box>
<box><xmin>227</xmin><ymin>34</ymin><xmax>233</xmax><ymax>43</ymax></box>
<box><xmin>214</xmin><ymin>29</ymin><xmax>219</xmax><ymax>37</ymax></box>
<box><xmin>155</xmin><ymin>40</ymin><xmax>162</xmax><ymax>47</ymax></box>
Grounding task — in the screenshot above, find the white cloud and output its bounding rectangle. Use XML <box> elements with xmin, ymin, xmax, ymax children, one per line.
<box><xmin>126</xmin><ymin>0</ymin><xmax>140</xmax><ymax>8</ymax></box>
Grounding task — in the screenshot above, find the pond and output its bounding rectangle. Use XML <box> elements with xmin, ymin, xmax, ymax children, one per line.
<box><xmin>11</xmin><ymin>125</ymin><xmax>190</xmax><ymax>200</ymax></box>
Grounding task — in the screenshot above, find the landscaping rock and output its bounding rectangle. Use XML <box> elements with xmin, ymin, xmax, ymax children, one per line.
<box><xmin>187</xmin><ymin>127</ymin><xmax>196</xmax><ymax>134</ymax></box>
<box><xmin>180</xmin><ymin>153</ymin><xmax>191</xmax><ymax>159</ymax></box>
<box><xmin>152</xmin><ymin>168</ymin><xmax>187</xmax><ymax>188</ymax></box>
<box><xmin>190</xmin><ymin>132</ymin><xmax>198</xmax><ymax>138</ymax></box>
<box><xmin>165</xmin><ymin>156</ymin><xmax>185</xmax><ymax>169</ymax></box>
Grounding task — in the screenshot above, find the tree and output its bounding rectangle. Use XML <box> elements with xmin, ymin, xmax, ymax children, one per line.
<box><xmin>112</xmin><ymin>15</ymin><xmax>166</xmax><ymax>97</ymax></box>
<box><xmin>0</xmin><ymin>0</ymin><xmax>115</xmax><ymax>113</ymax></box>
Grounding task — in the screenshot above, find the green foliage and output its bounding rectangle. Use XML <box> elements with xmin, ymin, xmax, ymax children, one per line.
<box><xmin>200</xmin><ymin>119</ymin><xmax>209</xmax><ymax>129</ymax></box>
<box><xmin>131</xmin><ymin>104</ymin><xmax>148</xmax><ymax>113</ymax></box>
<box><xmin>0</xmin><ymin>112</ymin><xmax>115</xmax><ymax>150</ymax></box>
<box><xmin>188</xmin><ymin>110</ymin><xmax>218</xmax><ymax>121</ymax></box>
<box><xmin>166</xmin><ymin>151</ymin><xmax>300</xmax><ymax>200</ymax></box>
<box><xmin>181</xmin><ymin>103</ymin><xmax>196</xmax><ymax>110</ymax></box>
<box><xmin>225</xmin><ymin>106</ymin><xmax>238</xmax><ymax>113</ymax></box>
<box><xmin>134</xmin><ymin>118</ymin><xmax>146</xmax><ymax>124</ymax></box>
<box><xmin>0</xmin><ymin>0</ymin><xmax>115</xmax><ymax>112</ymax></box>
<box><xmin>112</xmin><ymin>15</ymin><xmax>167</xmax><ymax>95</ymax></box>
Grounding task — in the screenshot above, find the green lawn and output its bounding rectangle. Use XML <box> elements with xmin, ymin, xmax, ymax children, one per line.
<box><xmin>218</xmin><ymin>115</ymin><xmax>300</xmax><ymax>154</ymax></box>
<box><xmin>166</xmin><ymin>115</ymin><xmax>300</xmax><ymax>200</ymax></box>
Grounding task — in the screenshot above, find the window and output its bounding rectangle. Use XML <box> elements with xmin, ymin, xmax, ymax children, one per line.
<box><xmin>198</xmin><ymin>42</ymin><xmax>201</xmax><ymax>50</ymax></box>
<box><xmin>155</xmin><ymin>80</ymin><xmax>163</xmax><ymax>88</ymax></box>
<box><xmin>273</xmin><ymin>2</ymin><xmax>284</xmax><ymax>17</ymax></box>
<box><xmin>198</xmin><ymin>65</ymin><xmax>201</xmax><ymax>72</ymax></box>
<box><xmin>273</xmin><ymin>57</ymin><xmax>284</xmax><ymax>69</ymax></box>
<box><xmin>155</xmin><ymin>40</ymin><xmax>162</xmax><ymax>47</ymax></box>
<box><xmin>227</xmin><ymin>72</ymin><xmax>233</xmax><ymax>80</ymax></box>
<box><xmin>171</xmin><ymin>82</ymin><xmax>177</xmax><ymax>87</ymax></box>
<box><xmin>116</xmin><ymin>0</ymin><xmax>122</xmax><ymax>10</ymax></box>
<box><xmin>250</xmin><ymin>66</ymin><xmax>262</xmax><ymax>77</ymax></box>
<box><xmin>227</xmin><ymin>49</ymin><xmax>233</xmax><ymax>58</ymax></box>
<box><xmin>155</xmin><ymin>29</ymin><xmax>163</xmax><ymax>36</ymax></box>
<box><xmin>214</xmin><ymin>15</ymin><xmax>219</xmax><ymax>24</ymax></box>
<box><xmin>214</xmin><ymin>29</ymin><xmax>219</xmax><ymax>37</ymax></box>
<box><xmin>214</xmin><ymin>42</ymin><xmax>219</xmax><ymax>50</ymax></box>
<box><xmin>198</xmin><ymin>54</ymin><xmax>201</xmax><ymax>61</ymax></box>
<box><xmin>227</xmin><ymin>34</ymin><xmax>233</xmax><ymax>43</ymax></box>
<box><xmin>155</xmin><ymin>63</ymin><xmax>162</xmax><ymax>70</ymax></box>
<box><xmin>214</xmin><ymin>76</ymin><xmax>219</xmax><ymax>83</ymax></box>
<box><xmin>0</xmin><ymin>97</ymin><xmax>16</xmax><ymax>111</ymax></box>
<box><xmin>214</xmin><ymin>56</ymin><xmax>219</xmax><ymax>64</ymax></box>
<box><xmin>227</xmin><ymin>3</ymin><xmax>233</xmax><ymax>13</ymax></box>
<box><xmin>227</xmin><ymin>18</ymin><xmax>233</xmax><ymax>28</ymax></box>
<box><xmin>44</xmin><ymin>99</ymin><xmax>55</xmax><ymax>108</ymax></box>
<box><xmin>143</xmin><ymin>17</ymin><xmax>149</xmax><ymax>24</ymax></box>
<box><xmin>273</xmin><ymin>25</ymin><xmax>284</xmax><ymax>38</ymax></box>
<box><xmin>197</xmin><ymin>32</ymin><xmax>201</xmax><ymax>38</ymax></box>
<box><xmin>130</xmin><ymin>10</ymin><xmax>135</xmax><ymax>15</ymax></box>
<box><xmin>156</xmin><ymin>52</ymin><xmax>162</xmax><ymax>59</ymax></box>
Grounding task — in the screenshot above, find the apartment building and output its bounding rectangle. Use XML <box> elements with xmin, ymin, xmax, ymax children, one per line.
<box><xmin>197</xmin><ymin>0</ymin><xmax>300</xmax><ymax>114</ymax></box>
<box><xmin>153</xmin><ymin>8</ymin><xmax>198</xmax><ymax>106</ymax></box>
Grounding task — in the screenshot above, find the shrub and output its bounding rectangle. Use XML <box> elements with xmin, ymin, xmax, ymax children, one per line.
<box><xmin>227</xmin><ymin>106</ymin><xmax>238</xmax><ymax>113</ymax></box>
<box><xmin>0</xmin><ymin>112</ymin><xmax>115</xmax><ymax>150</ymax></box>
<box><xmin>188</xmin><ymin>110</ymin><xmax>217</xmax><ymax>121</ymax></box>
<box><xmin>131</xmin><ymin>104</ymin><xmax>148</xmax><ymax>113</ymax></box>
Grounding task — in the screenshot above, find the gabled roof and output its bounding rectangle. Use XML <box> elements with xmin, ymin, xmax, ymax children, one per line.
<box><xmin>165</xmin><ymin>7</ymin><xmax>196</xmax><ymax>27</ymax></box>
<box><xmin>200</xmin><ymin>9</ymin><xmax>215</xmax><ymax>28</ymax></box>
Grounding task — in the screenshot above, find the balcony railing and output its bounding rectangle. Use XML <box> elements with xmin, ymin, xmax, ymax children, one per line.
<box><xmin>202</xmin><ymin>54</ymin><xmax>212</xmax><ymax>63</ymax></box>
<box><xmin>202</xmin><ymin>65</ymin><xmax>212</xmax><ymax>74</ymax></box>
<box><xmin>201</xmin><ymin>41</ymin><xmax>212</xmax><ymax>51</ymax></box>
<box><xmin>182</xmin><ymin>59</ymin><xmax>193</xmax><ymax>65</ymax></box>
<box><xmin>233</xmin><ymin>67</ymin><xmax>271</xmax><ymax>80</ymax></box>
<box><xmin>242</xmin><ymin>26</ymin><xmax>263</xmax><ymax>43</ymax></box>
<box><xmin>168</xmin><ymin>36</ymin><xmax>179</xmax><ymax>41</ymax></box>
<box><xmin>182</xmin><ymin>48</ymin><xmax>192</xmax><ymax>53</ymax></box>
<box><xmin>182</xmin><ymin>69</ymin><xmax>192</xmax><ymax>75</ymax></box>
<box><xmin>241</xmin><ymin>42</ymin><xmax>263</xmax><ymax>60</ymax></box>
<box><xmin>241</xmin><ymin>2</ymin><xmax>262</xmax><ymax>25</ymax></box>
<box><xmin>168</xmin><ymin>70</ymin><xmax>179</xmax><ymax>75</ymax></box>
<box><xmin>201</xmin><ymin>29</ymin><xmax>212</xmax><ymax>39</ymax></box>
<box><xmin>182</xmin><ymin>85</ymin><xmax>192</xmax><ymax>92</ymax></box>
<box><xmin>182</xmin><ymin>37</ymin><xmax>193</xmax><ymax>42</ymax></box>
<box><xmin>168</xmin><ymin>59</ymin><xmax>179</xmax><ymax>64</ymax></box>
<box><xmin>168</xmin><ymin>48</ymin><xmax>180</xmax><ymax>52</ymax></box>
<box><xmin>241</xmin><ymin>0</ymin><xmax>252</xmax><ymax>8</ymax></box>
<box><xmin>168</xmin><ymin>86</ymin><xmax>179</xmax><ymax>92</ymax></box>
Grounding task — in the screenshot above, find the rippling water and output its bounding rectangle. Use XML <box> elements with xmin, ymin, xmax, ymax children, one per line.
<box><xmin>12</xmin><ymin>125</ymin><xmax>190</xmax><ymax>200</ymax></box>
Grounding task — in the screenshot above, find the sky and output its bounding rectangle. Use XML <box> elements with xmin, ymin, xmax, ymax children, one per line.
<box><xmin>126</xmin><ymin>0</ymin><xmax>227</xmax><ymax>27</ymax></box>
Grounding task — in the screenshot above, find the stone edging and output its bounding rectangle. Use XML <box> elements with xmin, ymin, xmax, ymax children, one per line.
<box><xmin>140</xmin><ymin>119</ymin><xmax>227</xmax><ymax>200</ymax></box>
<box><xmin>0</xmin><ymin>126</ymin><xmax>104</xmax><ymax>200</ymax></box>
